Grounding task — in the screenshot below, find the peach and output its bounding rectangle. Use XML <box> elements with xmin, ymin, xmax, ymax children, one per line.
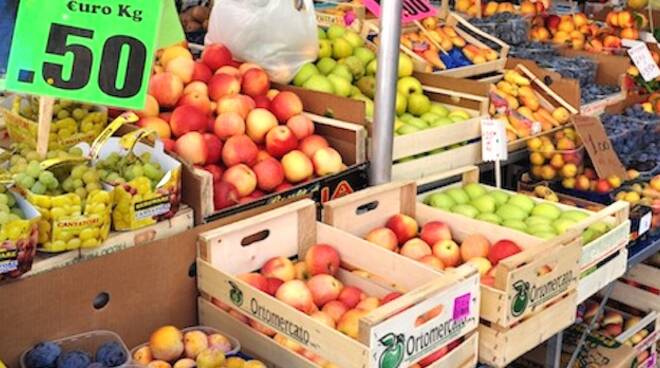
<box><xmin>133</xmin><ymin>346</ymin><xmax>153</xmax><ymax>364</ymax></box>
<box><xmin>191</xmin><ymin>62</ymin><xmax>213</xmax><ymax>83</ymax></box>
<box><xmin>213</xmin><ymin>181</ymin><xmax>240</xmax><ymax>210</ymax></box>
<box><xmin>223</xmin><ymin>164</ymin><xmax>257</xmax><ymax>197</ymax></box>
<box><xmin>460</xmin><ymin>234</ymin><xmax>490</xmax><ymax>262</ymax></box>
<box><xmin>238</xmin><ymin>272</ymin><xmax>269</xmax><ymax>292</ymax></box>
<box><xmin>214</xmin><ymin>112</ymin><xmax>245</xmax><ymax>140</ymax></box>
<box><xmin>209</xmin><ymin>74</ymin><xmax>241</xmax><ymax>101</ymax></box>
<box><xmin>286</xmin><ymin>115</ymin><xmax>315</xmax><ymax>140</ymax></box>
<box><xmin>253</xmin><ymin>95</ymin><xmax>271</xmax><ymax>110</ymax></box>
<box><xmin>178</xmin><ymin>91</ymin><xmax>212</xmax><ymax>116</ymax></box>
<box><xmin>137</xmin><ymin>94</ymin><xmax>159</xmax><ymax>118</ymax></box>
<box><xmin>207</xmin><ymin>334</ymin><xmax>233</xmax><ymax>353</ymax></box>
<box><xmin>148</xmin><ymin>361</ymin><xmax>172</xmax><ymax>368</ymax></box>
<box><xmin>386</xmin><ymin>214</ymin><xmax>419</xmax><ymax>244</ymax></box>
<box><xmin>337</xmin><ymin>286</ymin><xmax>366</xmax><ymax>308</ymax></box>
<box><xmin>400</xmin><ymin>238</ymin><xmax>432</xmax><ymax>260</ymax></box>
<box><xmin>149</xmin><ymin>72</ymin><xmax>184</xmax><ymax>108</ymax></box>
<box><xmin>265</xmin><ymin>277</ymin><xmax>284</xmax><ymax>296</ymax></box>
<box><xmin>249</xmin><ymin>319</ymin><xmax>277</xmax><ymax>337</ymax></box>
<box><xmin>246</xmin><ymin>108</ymin><xmax>278</xmax><ymax>144</ymax></box>
<box><xmin>175</xmin><ymin>132</ymin><xmax>208</xmax><ymax>165</ymax></box>
<box><xmin>242</xmin><ymin>68</ymin><xmax>270</xmax><ymax>97</ymax></box>
<box><xmin>337</xmin><ymin>309</ymin><xmax>368</xmax><ymax>339</ymax></box>
<box><xmin>228</xmin><ymin>308</ymin><xmax>250</xmax><ymax>324</ymax></box>
<box><xmin>261</xmin><ymin>256</ymin><xmax>296</xmax><ymax>282</ymax></box>
<box><xmin>420</xmin><ymin>221</ymin><xmax>452</xmax><ymax>246</ymax></box>
<box><xmin>222</xmin><ymin>135</ymin><xmax>258</xmax><ymax>167</ymax></box>
<box><xmin>311</xmin><ymin>311</ymin><xmax>336</xmax><ymax>328</ymax></box>
<box><xmin>171</xmin><ymin>105</ymin><xmax>208</xmax><ymax>137</ymax></box>
<box><xmin>307</xmin><ymin>274</ymin><xmax>343</xmax><ymax>307</ymax></box>
<box><xmin>161</xmin><ymin>45</ymin><xmax>192</xmax><ymax>66</ymax></box>
<box><xmin>276</xmin><ymin>279</ymin><xmax>316</xmax><ymax>314</ymax></box>
<box><xmin>365</xmin><ymin>227</ymin><xmax>398</xmax><ymax>252</ymax></box>
<box><xmin>166</xmin><ymin>56</ymin><xmax>195</xmax><ymax>84</ymax></box>
<box><xmin>149</xmin><ymin>325</ymin><xmax>184</xmax><ymax>361</ymax></box>
<box><xmin>300</xmin><ymin>135</ymin><xmax>330</xmax><ymax>158</ymax></box>
<box><xmin>356</xmin><ymin>296</ymin><xmax>380</xmax><ymax>312</ymax></box>
<box><xmin>274</xmin><ymin>334</ymin><xmax>304</xmax><ymax>354</ymax></box>
<box><xmin>196</xmin><ymin>347</ymin><xmax>226</xmax><ymax>368</ymax></box>
<box><xmin>173</xmin><ymin>359</ymin><xmax>196</xmax><ymax>368</ymax></box>
<box><xmin>305</xmin><ymin>243</ymin><xmax>340</xmax><ymax>276</ymax></box>
<box><xmin>420</xmin><ymin>255</ymin><xmax>445</xmax><ymax>271</ymax></box>
<box><xmin>322</xmin><ymin>300</ymin><xmax>349</xmax><ymax>321</ymax></box>
<box><xmin>253</xmin><ymin>157</ymin><xmax>285</xmax><ymax>192</ymax></box>
<box><xmin>281</xmin><ymin>150</ymin><xmax>313</xmax><ymax>183</ymax></box>
<box><xmin>433</xmin><ymin>239</ymin><xmax>461</xmax><ymax>267</ymax></box>
<box><xmin>216</xmin><ymin>95</ymin><xmax>252</xmax><ymax>119</ymax></box>
<box><xmin>202</xmin><ymin>43</ymin><xmax>233</xmax><ymax>71</ymax></box>
<box><xmin>312</xmin><ymin>147</ymin><xmax>343</xmax><ymax>176</ymax></box>
<box><xmin>203</xmin><ymin>133</ymin><xmax>223</xmax><ymax>165</ymax></box>
<box><xmin>270</xmin><ymin>91</ymin><xmax>304</xmax><ymax>122</ymax></box>
<box><xmin>467</xmin><ymin>257</ymin><xmax>492</xmax><ymax>276</ymax></box>
<box><xmin>294</xmin><ymin>261</ymin><xmax>311</xmax><ymax>280</ymax></box>
<box><xmin>266</xmin><ymin>126</ymin><xmax>299</xmax><ymax>158</ymax></box>
<box><xmin>138</xmin><ymin>117</ymin><xmax>171</xmax><ymax>139</ymax></box>
<box><xmin>183</xmin><ymin>330</ymin><xmax>209</xmax><ymax>359</ymax></box>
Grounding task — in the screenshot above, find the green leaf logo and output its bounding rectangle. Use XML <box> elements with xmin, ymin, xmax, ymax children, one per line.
<box><xmin>229</xmin><ymin>280</ymin><xmax>244</xmax><ymax>307</ymax></box>
<box><xmin>511</xmin><ymin>280</ymin><xmax>530</xmax><ymax>317</ymax></box>
<box><xmin>378</xmin><ymin>333</ymin><xmax>405</xmax><ymax>368</ymax></box>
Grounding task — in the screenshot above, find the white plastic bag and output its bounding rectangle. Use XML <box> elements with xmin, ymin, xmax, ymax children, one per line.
<box><xmin>206</xmin><ymin>0</ymin><xmax>318</xmax><ymax>84</ymax></box>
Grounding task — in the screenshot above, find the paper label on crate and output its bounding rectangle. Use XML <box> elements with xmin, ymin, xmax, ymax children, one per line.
<box><xmin>0</xmin><ymin>259</ymin><xmax>18</xmax><ymax>273</ymax></box>
<box><xmin>627</xmin><ymin>42</ymin><xmax>660</xmax><ymax>82</ymax></box>
<box><xmin>480</xmin><ymin>118</ymin><xmax>508</xmax><ymax>162</ymax></box>
<box><xmin>639</xmin><ymin>212</ymin><xmax>652</xmax><ymax>236</ymax></box>
<box><xmin>452</xmin><ymin>293</ymin><xmax>471</xmax><ymax>320</ymax></box>
<box><xmin>134</xmin><ymin>196</ymin><xmax>171</xmax><ymax>220</ymax></box>
<box><xmin>363</xmin><ymin>0</ymin><xmax>437</xmax><ymax>23</ymax></box>
<box><xmin>647</xmin><ymin>351</ymin><xmax>657</xmax><ymax>367</ymax></box>
<box><xmin>573</xmin><ymin>115</ymin><xmax>627</xmax><ymax>180</ymax></box>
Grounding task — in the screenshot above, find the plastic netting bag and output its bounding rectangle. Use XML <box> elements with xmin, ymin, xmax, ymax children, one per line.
<box><xmin>206</xmin><ymin>0</ymin><xmax>318</xmax><ymax>83</ymax></box>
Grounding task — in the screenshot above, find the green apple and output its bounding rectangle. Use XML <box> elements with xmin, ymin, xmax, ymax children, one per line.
<box><xmin>560</xmin><ymin>210</ymin><xmax>590</xmax><ymax>223</ymax></box>
<box><xmin>526</xmin><ymin>216</ymin><xmax>552</xmax><ymax>227</ymax></box>
<box><xmin>303</xmin><ymin>74</ymin><xmax>334</xmax><ymax>94</ymax></box>
<box><xmin>527</xmin><ymin>223</ymin><xmax>556</xmax><ymax>235</ymax></box>
<box><xmin>531</xmin><ymin>203</ymin><xmax>561</xmax><ymax>220</ymax></box>
<box><xmin>395</xmin><ymin>92</ymin><xmax>407</xmax><ymax>115</ymax></box>
<box><xmin>332</xmin><ymin>38</ymin><xmax>354</xmax><ymax>59</ymax></box>
<box><xmin>581</xmin><ymin>228</ymin><xmax>599</xmax><ymax>244</ymax></box>
<box><xmin>553</xmin><ymin>218</ymin><xmax>576</xmax><ymax>234</ymax></box>
<box><xmin>397</xmin><ymin>124</ymin><xmax>420</xmax><ymax>135</ymax></box>
<box><xmin>352</xmin><ymin>94</ymin><xmax>374</xmax><ymax>119</ymax></box>
<box><xmin>476</xmin><ymin>213</ymin><xmax>502</xmax><ymax>225</ymax></box>
<box><xmin>349</xmin><ymin>86</ymin><xmax>362</xmax><ymax>97</ymax></box>
<box><xmin>354</xmin><ymin>47</ymin><xmax>376</xmax><ymax>66</ymax></box>
<box><xmin>446</xmin><ymin>188</ymin><xmax>469</xmax><ymax>205</ymax></box>
<box><xmin>328</xmin><ymin>74</ymin><xmax>352</xmax><ymax>97</ymax></box>
<box><xmin>451</xmin><ymin>204</ymin><xmax>479</xmax><ymax>218</ymax></box>
<box><xmin>397</xmin><ymin>76</ymin><xmax>423</xmax><ymax>96</ymax></box>
<box><xmin>489</xmin><ymin>190</ymin><xmax>510</xmax><ymax>206</ymax></box>
<box><xmin>472</xmin><ymin>195</ymin><xmax>496</xmax><ymax>213</ymax></box>
<box><xmin>508</xmin><ymin>194</ymin><xmax>535</xmax><ymax>214</ymax></box>
<box><xmin>318</xmin><ymin>28</ymin><xmax>327</xmax><ymax>39</ymax></box>
<box><xmin>420</xmin><ymin>112</ymin><xmax>440</xmax><ymax>125</ymax></box>
<box><xmin>399</xmin><ymin>113</ymin><xmax>415</xmax><ymax>123</ymax></box>
<box><xmin>588</xmin><ymin>222</ymin><xmax>610</xmax><ymax>234</ymax></box>
<box><xmin>424</xmin><ymin>192</ymin><xmax>455</xmax><ymax>210</ymax></box>
<box><xmin>532</xmin><ymin>231</ymin><xmax>557</xmax><ymax>240</ymax></box>
<box><xmin>496</xmin><ymin>204</ymin><xmax>527</xmax><ymax>221</ymax></box>
<box><xmin>429</xmin><ymin>117</ymin><xmax>453</xmax><ymax>127</ymax></box>
<box><xmin>293</xmin><ymin>63</ymin><xmax>320</xmax><ymax>87</ymax></box>
<box><xmin>448</xmin><ymin>110</ymin><xmax>471</xmax><ymax>122</ymax></box>
<box><xmin>343</xmin><ymin>30</ymin><xmax>364</xmax><ymax>48</ymax></box>
<box><xmin>316</xmin><ymin>57</ymin><xmax>337</xmax><ymax>75</ymax></box>
<box><xmin>319</xmin><ymin>39</ymin><xmax>332</xmax><ymax>59</ymax></box>
<box><xmin>407</xmin><ymin>94</ymin><xmax>431</xmax><ymax>116</ymax></box>
<box><xmin>398</xmin><ymin>53</ymin><xmax>414</xmax><ymax>77</ymax></box>
<box><xmin>406</xmin><ymin>117</ymin><xmax>428</xmax><ymax>130</ymax></box>
<box><xmin>340</xmin><ymin>56</ymin><xmax>365</xmax><ymax>79</ymax></box>
<box><xmin>366</xmin><ymin>59</ymin><xmax>378</xmax><ymax>76</ymax></box>
<box><xmin>330</xmin><ymin>64</ymin><xmax>353</xmax><ymax>82</ymax></box>
<box><xmin>503</xmin><ymin>219</ymin><xmax>527</xmax><ymax>232</ymax></box>
<box><xmin>464</xmin><ymin>183</ymin><xmax>487</xmax><ymax>199</ymax></box>
<box><xmin>356</xmin><ymin>76</ymin><xmax>376</xmax><ymax>98</ymax></box>
<box><xmin>429</xmin><ymin>103</ymin><xmax>450</xmax><ymax>117</ymax></box>
<box><xmin>326</xmin><ymin>25</ymin><xmax>346</xmax><ymax>40</ymax></box>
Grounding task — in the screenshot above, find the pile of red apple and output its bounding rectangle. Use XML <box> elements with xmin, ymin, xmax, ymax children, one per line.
<box><xmin>140</xmin><ymin>43</ymin><xmax>347</xmax><ymax>210</ymax></box>
<box><xmin>364</xmin><ymin>214</ymin><xmax>523</xmax><ymax>285</ymax></box>
<box><xmin>582</xmin><ymin>301</ymin><xmax>650</xmax><ymax>348</ymax></box>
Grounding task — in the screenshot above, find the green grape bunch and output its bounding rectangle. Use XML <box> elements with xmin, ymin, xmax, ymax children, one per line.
<box><xmin>96</xmin><ymin>151</ymin><xmax>166</xmax><ymax>190</ymax></box>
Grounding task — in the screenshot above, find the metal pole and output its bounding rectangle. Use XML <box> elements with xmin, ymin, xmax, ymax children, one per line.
<box><xmin>545</xmin><ymin>332</ymin><xmax>563</xmax><ymax>368</ymax></box>
<box><xmin>369</xmin><ymin>0</ymin><xmax>402</xmax><ymax>185</ymax></box>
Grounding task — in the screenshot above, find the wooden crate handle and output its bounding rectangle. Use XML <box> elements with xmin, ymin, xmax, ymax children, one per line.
<box><xmin>416</xmin><ymin>165</ymin><xmax>480</xmax><ymax>187</ymax></box>
<box><xmin>516</xmin><ymin>64</ymin><xmax>578</xmax><ymax>114</ymax></box>
<box><xmin>573</xmin><ymin>200</ymin><xmax>630</xmax><ymax>229</ymax></box>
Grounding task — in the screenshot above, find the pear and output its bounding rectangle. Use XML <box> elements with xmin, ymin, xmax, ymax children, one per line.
<box><xmin>407</xmin><ymin>94</ymin><xmax>431</xmax><ymax>116</ymax></box>
<box><xmin>293</xmin><ymin>63</ymin><xmax>320</xmax><ymax>87</ymax></box>
<box><xmin>326</xmin><ymin>25</ymin><xmax>346</xmax><ymax>40</ymax></box>
<box><xmin>332</xmin><ymin>38</ymin><xmax>354</xmax><ymax>59</ymax></box>
<box><xmin>451</xmin><ymin>204</ymin><xmax>479</xmax><ymax>218</ymax></box>
<box><xmin>316</xmin><ymin>57</ymin><xmax>337</xmax><ymax>75</ymax></box>
<box><xmin>356</xmin><ymin>76</ymin><xmax>376</xmax><ymax>98</ymax></box>
<box><xmin>331</xmin><ymin>64</ymin><xmax>353</xmax><ymax>82</ymax></box>
<box><xmin>328</xmin><ymin>74</ymin><xmax>352</xmax><ymax>97</ymax></box>
<box><xmin>429</xmin><ymin>103</ymin><xmax>450</xmax><ymax>117</ymax></box>
<box><xmin>354</xmin><ymin>47</ymin><xmax>376</xmax><ymax>66</ymax></box>
<box><xmin>303</xmin><ymin>74</ymin><xmax>334</xmax><ymax>94</ymax></box>
<box><xmin>340</xmin><ymin>56</ymin><xmax>365</xmax><ymax>79</ymax></box>
<box><xmin>424</xmin><ymin>192</ymin><xmax>455</xmax><ymax>209</ymax></box>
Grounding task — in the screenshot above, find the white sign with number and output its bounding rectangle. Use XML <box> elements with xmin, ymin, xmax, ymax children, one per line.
<box><xmin>627</xmin><ymin>42</ymin><xmax>660</xmax><ymax>82</ymax></box>
<box><xmin>481</xmin><ymin>119</ymin><xmax>508</xmax><ymax>162</ymax></box>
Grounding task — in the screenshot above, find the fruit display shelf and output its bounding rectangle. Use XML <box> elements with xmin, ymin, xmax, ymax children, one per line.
<box><xmin>323</xmin><ymin>180</ymin><xmax>579</xmax><ymax>367</ymax></box>
<box><xmin>197</xmin><ymin>199</ymin><xmax>480</xmax><ymax>368</ymax></box>
<box><xmin>611</xmin><ymin>262</ymin><xmax>660</xmax><ymax>313</ymax></box>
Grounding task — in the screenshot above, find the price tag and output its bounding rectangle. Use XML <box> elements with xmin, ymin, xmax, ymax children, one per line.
<box><xmin>639</xmin><ymin>212</ymin><xmax>652</xmax><ymax>236</ymax></box>
<box><xmin>363</xmin><ymin>0</ymin><xmax>437</xmax><ymax>23</ymax></box>
<box><xmin>481</xmin><ymin>118</ymin><xmax>508</xmax><ymax>162</ymax></box>
<box><xmin>453</xmin><ymin>293</ymin><xmax>471</xmax><ymax>320</ymax></box>
<box><xmin>573</xmin><ymin>115</ymin><xmax>627</xmax><ymax>179</ymax></box>
<box><xmin>5</xmin><ymin>0</ymin><xmax>164</xmax><ymax>110</ymax></box>
<box><xmin>627</xmin><ymin>42</ymin><xmax>660</xmax><ymax>82</ymax></box>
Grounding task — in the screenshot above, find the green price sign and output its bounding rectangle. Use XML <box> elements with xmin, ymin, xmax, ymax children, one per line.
<box><xmin>5</xmin><ymin>0</ymin><xmax>164</xmax><ymax>110</ymax></box>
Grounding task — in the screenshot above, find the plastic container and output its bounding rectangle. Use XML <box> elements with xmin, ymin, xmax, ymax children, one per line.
<box><xmin>540</xmin><ymin>56</ymin><xmax>596</xmax><ymax>87</ymax></box>
<box><xmin>509</xmin><ymin>41</ymin><xmax>558</xmax><ymax>60</ymax></box>
<box><xmin>20</xmin><ymin>330</ymin><xmax>130</xmax><ymax>368</ymax></box>
<box><xmin>469</xmin><ymin>13</ymin><xmax>529</xmax><ymax>45</ymax></box>
<box><xmin>130</xmin><ymin>326</ymin><xmax>241</xmax><ymax>365</ymax></box>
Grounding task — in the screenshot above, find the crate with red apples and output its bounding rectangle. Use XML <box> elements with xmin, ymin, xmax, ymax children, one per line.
<box><xmin>196</xmin><ymin>199</ymin><xmax>480</xmax><ymax>368</ymax></box>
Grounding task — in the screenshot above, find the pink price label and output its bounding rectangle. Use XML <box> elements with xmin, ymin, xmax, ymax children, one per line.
<box><xmin>363</xmin><ymin>0</ymin><xmax>437</xmax><ymax>23</ymax></box>
<box><xmin>453</xmin><ymin>293</ymin><xmax>471</xmax><ymax>320</ymax></box>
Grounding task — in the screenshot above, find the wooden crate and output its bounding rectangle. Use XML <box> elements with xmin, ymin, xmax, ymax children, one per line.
<box><xmin>579</xmin><ymin>249</ymin><xmax>628</xmax><ymax>304</ymax></box>
<box><xmin>197</xmin><ymin>199</ymin><xmax>480</xmax><ymax>368</ymax></box>
<box><xmin>182</xmin><ymin>113</ymin><xmax>367</xmax><ymax>224</ymax></box>
<box><xmin>199</xmin><ymin>298</ymin><xmax>480</xmax><ymax>368</ymax></box>
<box><xmin>315</xmin><ymin>1</ymin><xmax>365</xmax><ymax>32</ymax></box>
<box><xmin>611</xmin><ymin>263</ymin><xmax>660</xmax><ymax>313</ymax></box>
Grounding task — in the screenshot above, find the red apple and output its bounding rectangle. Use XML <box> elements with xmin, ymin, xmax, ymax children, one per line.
<box><xmin>216</xmin><ymin>66</ymin><xmax>241</xmax><ymax>78</ymax></box>
<box><xmin>432</xmin><ymin>239</ymin><xmax>461</xmax><ymax>267</ymax></box>
<box><xmin>253</xmin><ymin>158</ymin><xmax>285</xmax><ymax>192</ymax></box>
<box><xmin>138</xmin><ymin>117</ymin><xmax>171</xmax><ymax>139</ymax></box>
<box><xmin>149</xmin><ymin>72</ymin><xmax>184</xmax><ymax>108</ymax></box>
<box><xmin>177</xmin><ymin>91</ymin><xmax>212</xmax><ymax>115</ymax></box>
<box><xmin>261</xmin><ymin>256</ymin><xmax>296</xmax><ymax>282</ymax></box>
<box><xmin>266</xmin><ymin>126</ymin><xmax>299</xmax><ymax>158</ymax></box>
<box><xmin>203</xmin><ymin>133</ymin><xmax>223</xmax><ymax>164</ymax></box>
<box><xmin>166</xmin><ymin>56</ymin><xmax>195</xmax><ymax>84</ymax></box>
<box><xmin>222</xmin><ymin>135</ymin><xmax>258</xmax><ymax>167</ymax></box>
<box><xmin>307</xmin><ymin>274</ymin><xmax>343</xmax><ymax>307</ymax></box>
<box><xmin>364</xmin><ymin>227</ymin><xmax>398</xmax><ymax>252</ymax></box>
<box><xmin>214</xmin><ymin>112</ymin><xmax>246</xmax><ymax>140</ymax></box>
<box><xmin>204</xmin><ymin>164</ymin><xmax>224</xmax><ymax>182</ymax></box>
<box><xmin>400</xmin><ymin>238</ymin><xmax>432</xmax><ymax>260</ymax></box>
<box><xmin>191</xmin><ymin>62</ymin><xmax>213</xmax><ymax>83</ymax></box>
<box><xmin>270</xmin><ymin>91</ymin><xmax>303</xmax><ymax>122</ymax></box>
<box><xmin>175</xmin><ymin>132</ymin><xmax>208</xmax><ymax>165</ymax></box>
<box><xmin>300</xmin><ymin>135</ymin><xmax>329</xmax><ymax>158</ymax></box>
<box><xmin>420</xmin><ymin>221</ymin><xmax>452</xmax><ymax>246</ymax></box>
<box><xmin>281</xmin><ymin>150</ymin><xmax>313</xmax><ymax>183</ymax></box>
<box><xmin>136</xmin><ymin>94</ymin><xmax>159</xmax><ymax>118</ymax></box>
<box><xmin>381</xmin><ymin>292</ymin><xmax>403</xmax><ymax>305</ymax></box>
<box><xmin>488</xmin><ymin>240</ymin><xmax>522</xmax><ymax>265</ymax></box>
<box><xmin>305</xmin><ymin>243</ymin><xmax>340</xmax><ymax>276</ymax></box>
<box><xmin>386</xmin><ymin>214</ymin><xmax>419</xmax><ymax>244</ymax></box>
<box><xmin>241</xmin><ymin>68</ymin><xmax>270</xmax><ymax>98</ymax></box>
<box><xmin>286</xmin><ymin>114</ymin><xmax>315</xmax><ymax>140</ymax></box>
<box><xmin>238</xmin><ymin>272</ymin><xmax>269</xmax><ymax>292</ymax></box>
<box><xmin>275</xmin><ymin>182</ymin><xmax>294</xmax><ymax>192</ymax></box>
<box><xmin>246</xmin><ymin>108</ymin><xmax>278</xmax><ymax>144</ymax></box>
<box><xmin>337</xmin><ymin>286</ymin><xmax>366</xmax><ymax>309</ymax></box>
<box><xmin>170</xmin><ymin>105</ymin><xmax>208</xmax><ymax>137</ymax></box>
<box><xmin>310</xmin><ymin>311</ymin><xmax>336</xmax><ymax>329</ymax></box>
<box><xmin>265</xmin><ymin>277</ymin><xmax>284</xmax><ymax>296</ymax></box>
<box><xmin>183</xmin><ymin>81</ymin><xmax>208</xmax><ymax>96</ymax></box>
<box><xmin>208</xmin><ymin>74</ymin><xmax>241</xmax><ymax>101</ymax></box>
<box><xmin>162</xmin><ymin>138</ymin><xmax>175</xmax><ymax>152</ymax></box>
<box><xmin>239</xmin><ymin>63</ymin><xmax>262</xmax><ymax>75</ymax></box>
<box><xmin>216</xmin><ymin>94</ymin><xmax>252</xmax><ymax>119</ymax></box>
<box><xmin>201</xmin><ymin>44</ymin><xmax>233</xmax><ymax>72</ymax></box>
<box><xmin>322</xmin><ymin>300</ymin><xmax>348</xmax><ymax>322</ymax></box>
<box><xmin>276</xmin><ymin>280</ymin><xmax>316</xmax><ymax>314</ymax></box>
<box><xmin>222</xmin><ymin>164</ymin><xmax>257</xmax><ymax>197</ymax></box>
<box><xmin>253</xmin><ymin>95</ymin><xmax>271</xmax><ymax>110</ymax></box>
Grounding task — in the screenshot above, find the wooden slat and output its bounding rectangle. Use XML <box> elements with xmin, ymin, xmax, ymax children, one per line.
<box><xmin>625</xmin><ymin>263</ymin><xmax>660</xmax><ymax>290</ymax></box>
<box><xmin>392</xmin><ymin>143</ymin><xmax>482</xmax><ymax>181</ymax></box>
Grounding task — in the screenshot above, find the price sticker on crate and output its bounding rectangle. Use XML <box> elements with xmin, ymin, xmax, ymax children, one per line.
<box><xmin>364</xmin><ymin>0</ymin><xmax>437</xmax><ymax>23</ymax></box>
<box><xmin>627</xmin><ymin>42</ymin><xmax>660</xmax><ymax>82</ymax></box>
<box><xmin>481</xmin><ymin>118</ymin><xmax>508</xmax><ymax>162</ymax></box>
<box><xmin>5</xmin><ymin>0</ymin><xmax>164</xmax><ymax>110</ymax></box>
